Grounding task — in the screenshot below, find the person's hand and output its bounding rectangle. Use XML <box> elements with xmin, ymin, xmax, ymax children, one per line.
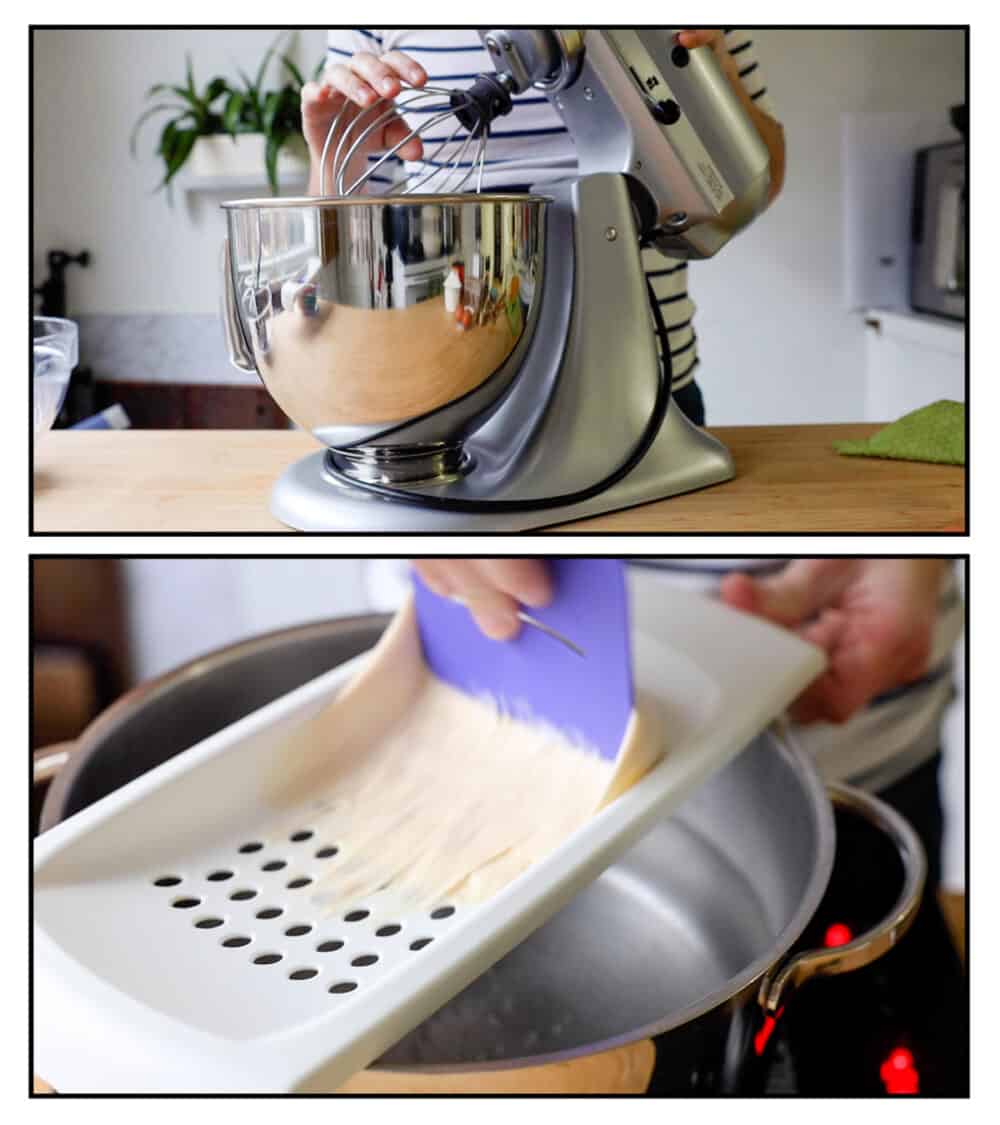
<box><xmin>676</xmin><ymin>30</ymin><xmax>725</xmax><ymax>50</ymax></box>
<box><xmin>719</xmin><ymin>559</ymin><xmax>947</xmax><ymax>724</ymax></box>
<box><xmin>411</xmin><ymin>559</ymin><xmax>553</xmax><ymax>641</ymax></box>
<box><xmin>302</xmin><ymin>51</ymin><xmax>427</xmax><ymax>191</ymax></box>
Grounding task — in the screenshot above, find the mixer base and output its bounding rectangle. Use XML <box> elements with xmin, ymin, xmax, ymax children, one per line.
<box><xmin>269</xmin><ymin>405</ymin><xmax>735</xmax><ymax>532</ymax></box>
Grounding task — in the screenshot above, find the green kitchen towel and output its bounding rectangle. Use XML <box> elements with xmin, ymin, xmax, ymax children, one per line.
<box><xmin>834</xmin><ymin>400</ymin><xmax>965</xmax><ymax>466</ymax></box>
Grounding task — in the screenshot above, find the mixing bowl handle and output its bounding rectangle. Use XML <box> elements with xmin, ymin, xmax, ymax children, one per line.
<box><xmin>220</xmin><ymin>239</ymin><xmax>257</xmax><ymax>374</ymax></box>
<box><xmin>757</xmin><ymin>781</ymin><xmax>927</xmax><ymax>1014</ymax></box>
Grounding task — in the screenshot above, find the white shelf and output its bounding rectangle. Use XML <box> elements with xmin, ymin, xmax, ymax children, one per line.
<box><xmin>864</xmin><ymin>307</ymin><xmax>964</xmax><ymax>356</ymax></box>
<box><xmin>179</xmin><ymin>134</ymin><xmax>309</xmax><ymax>197</ymax></box>
<box><xmin>863</xmin><ymin>306</ymin><xmax>965</xmax><ymax>421</ymax></box>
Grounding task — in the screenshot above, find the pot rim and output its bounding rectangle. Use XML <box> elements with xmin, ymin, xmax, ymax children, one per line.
<box><xmin>38</xmin><ymin>614</ymin><xmax>391</xmax><ymax>835</ymax></box>
<box><xmin>221</xmin><ymin>193</ymin><xmax>551</xmax><ymax>210</ymax></box>
<box><xmin>39</xmin><ymin>615</ymin><xmax>836</xmax><ymax>1075</ymax></box>
<box><xmin>374</xmin><ymin>730</ymin><xmax>836</xmax><ymax>1075</ymax></box>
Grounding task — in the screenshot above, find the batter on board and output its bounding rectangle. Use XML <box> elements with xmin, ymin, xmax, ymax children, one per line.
<box><xmin>266</xmin><ymin>598</ymin><xmax>660</xmax><ymax>915</ymax></box>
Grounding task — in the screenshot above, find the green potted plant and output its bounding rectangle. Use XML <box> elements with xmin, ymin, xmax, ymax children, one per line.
<box><xmin>131</xmin><ymin>38</ymin><xmax>323</xmax><ymax>195</ymax></box>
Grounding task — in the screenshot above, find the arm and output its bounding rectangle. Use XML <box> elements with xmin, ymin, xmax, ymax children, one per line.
<box><xmin>720</xmin><ymin>559</ymin><xmax>949</xmax><ymax>724</ymax></box>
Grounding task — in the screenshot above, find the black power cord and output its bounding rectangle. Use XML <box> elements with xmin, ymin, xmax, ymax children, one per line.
<box><xmin>323</xmin><ymin>276</ymin><xmax>675</xmax><ymax>514</ymax></box>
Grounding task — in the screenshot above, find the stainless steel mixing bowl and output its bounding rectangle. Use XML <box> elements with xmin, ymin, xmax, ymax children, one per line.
<box><xmin>222</xmin><ymin>195</ymin><xmax>547</xmax><ymax>483</ymax></box>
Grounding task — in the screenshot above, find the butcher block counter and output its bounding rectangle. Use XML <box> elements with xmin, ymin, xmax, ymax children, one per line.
<box><xmin>32</xmin><ymin>425</ymin><xmax>965</xmax><ymax>534</ymax></box>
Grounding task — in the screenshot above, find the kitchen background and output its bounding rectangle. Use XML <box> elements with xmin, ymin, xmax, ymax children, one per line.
<box><xmin>32</xmin><ymin>27</ymin><xmax>966</xmax><ymax>429</ymax></box>
<box><xmin>32</xmin><ymin>557</ymin><xmax>967</xmax><ymax>902</ymax></box>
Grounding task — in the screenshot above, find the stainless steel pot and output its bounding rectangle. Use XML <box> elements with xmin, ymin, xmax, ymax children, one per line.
<box><xmin>221</xmin><ymin>196</ymin><xmax>546</xmax><ymax>484</ymax></box>
<box><xmin>35</xmin><ymin>616</ymin><xmax>925</xmax><ymax>1094</ymax></box>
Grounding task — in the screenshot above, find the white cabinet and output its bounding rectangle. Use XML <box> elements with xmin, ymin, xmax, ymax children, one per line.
<box><xmin>862</xmin><ymin>308</ymin><xmax>965</xmax><ymax>421</ymax></box>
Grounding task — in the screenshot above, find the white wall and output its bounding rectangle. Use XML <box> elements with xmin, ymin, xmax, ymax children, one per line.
<box><xmin>122</xmin><ymin>558</ymin><xmax>369</xmax><ymax>682</ymax></box>
<box><xmin>32</xmin><ymin>28</ymin><xmax>328</xmax><ymax>316</ymax></box>
<box><xmin>32</xmin><ymin>28</ymin><xmax>965</xmax><ymax>422</ymax></box>
<box><xmin>695</xmin><ymin>28</ymin><xmax>964</xmax><ymax>423</ymax></box>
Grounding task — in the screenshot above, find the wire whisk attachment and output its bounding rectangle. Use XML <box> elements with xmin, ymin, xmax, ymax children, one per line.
<box><xmin>319</xmin><ymin>76</ymin><xmax>514</xmax><ymax>198</ymax></box>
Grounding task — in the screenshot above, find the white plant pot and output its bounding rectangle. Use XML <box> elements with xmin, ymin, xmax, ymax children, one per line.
<box><xmin>188</xmin><ymin>133</ymin><xmax>309</xmax><ymax>185</ymax></box>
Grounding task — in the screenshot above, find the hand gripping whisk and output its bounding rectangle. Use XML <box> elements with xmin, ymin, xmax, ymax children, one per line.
<box><xmin>319</xmin><ymin>75</ymin><xmax>515</xmax><ymax>197</ymax></box>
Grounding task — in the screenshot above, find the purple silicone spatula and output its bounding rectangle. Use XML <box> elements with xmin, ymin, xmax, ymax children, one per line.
<box><xmin>412</xmin><ymin>559</ymin><xmax>633</xmax><ymax>760</ymax></box>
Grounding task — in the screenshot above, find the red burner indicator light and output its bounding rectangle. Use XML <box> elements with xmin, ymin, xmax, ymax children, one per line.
<box><xmin>880</xmin><ymin>1047</ymin><xmax>920</xmax><ymax>1094</ymax></box>
<box><xmin>823</xmin><ymin>922</ymin><xmax>854</xmax><ymax>948</ymax></box>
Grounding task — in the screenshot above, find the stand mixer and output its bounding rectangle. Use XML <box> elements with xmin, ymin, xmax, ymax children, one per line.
<box><xmin>221</xmin><ymin>29</ymin><xmax>772</xmax><ymax>531</ymax></box>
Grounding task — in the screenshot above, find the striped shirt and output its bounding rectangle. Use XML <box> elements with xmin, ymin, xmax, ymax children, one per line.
<box><xmin>365</xmin><ymin>559</ymin><xmax>964</xmax><ymax>795</ymax></box>
<box><xmin>326</xmin><ymin>28</ymin><xmax>778</xmax><ymax>394</ymax></box>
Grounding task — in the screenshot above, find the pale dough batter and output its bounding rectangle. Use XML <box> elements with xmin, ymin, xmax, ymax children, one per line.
<box><xmin>267</xmin><ymin>597</ymin><xmax>661</xmax><ymax>914</ymax></box>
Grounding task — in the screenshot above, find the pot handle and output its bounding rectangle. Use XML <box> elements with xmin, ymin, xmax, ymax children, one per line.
<box><xmin>757</xmin><ymin>781</ymin><xmax>927</xmax><ymax>1014</ymax></box>
<box><xmin>33</xmin><ymin>741</ymin><xmax>77</xmax><ymax>786</ymax></box>
<box><xmin>220</xmin><ymin>238</ymin><xmax>257</xmax><ymax>374</ymax></box>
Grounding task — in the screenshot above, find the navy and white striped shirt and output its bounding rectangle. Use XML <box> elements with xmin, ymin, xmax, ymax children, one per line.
<box><xmin>326</xmin><ymin>29</ymin><xmax>779</xmax><ymax>394</ymax></box>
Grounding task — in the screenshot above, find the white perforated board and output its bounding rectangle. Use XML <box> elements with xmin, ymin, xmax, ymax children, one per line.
<box><xmin>33</xmin><ymin>588</ymin><xmax>824</xmax><ymax>1092</ymax></box>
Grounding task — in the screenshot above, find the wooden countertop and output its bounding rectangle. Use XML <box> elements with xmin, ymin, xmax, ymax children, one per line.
<box><xmin>32</xmin><ymin>1038</ymin><xmax>657</xmax><ymax>1094</ymax></box>
<box><xmin>32</xmin><ymin>426</ymin><xmax>965</xmax><ymax>534</ymax></box>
